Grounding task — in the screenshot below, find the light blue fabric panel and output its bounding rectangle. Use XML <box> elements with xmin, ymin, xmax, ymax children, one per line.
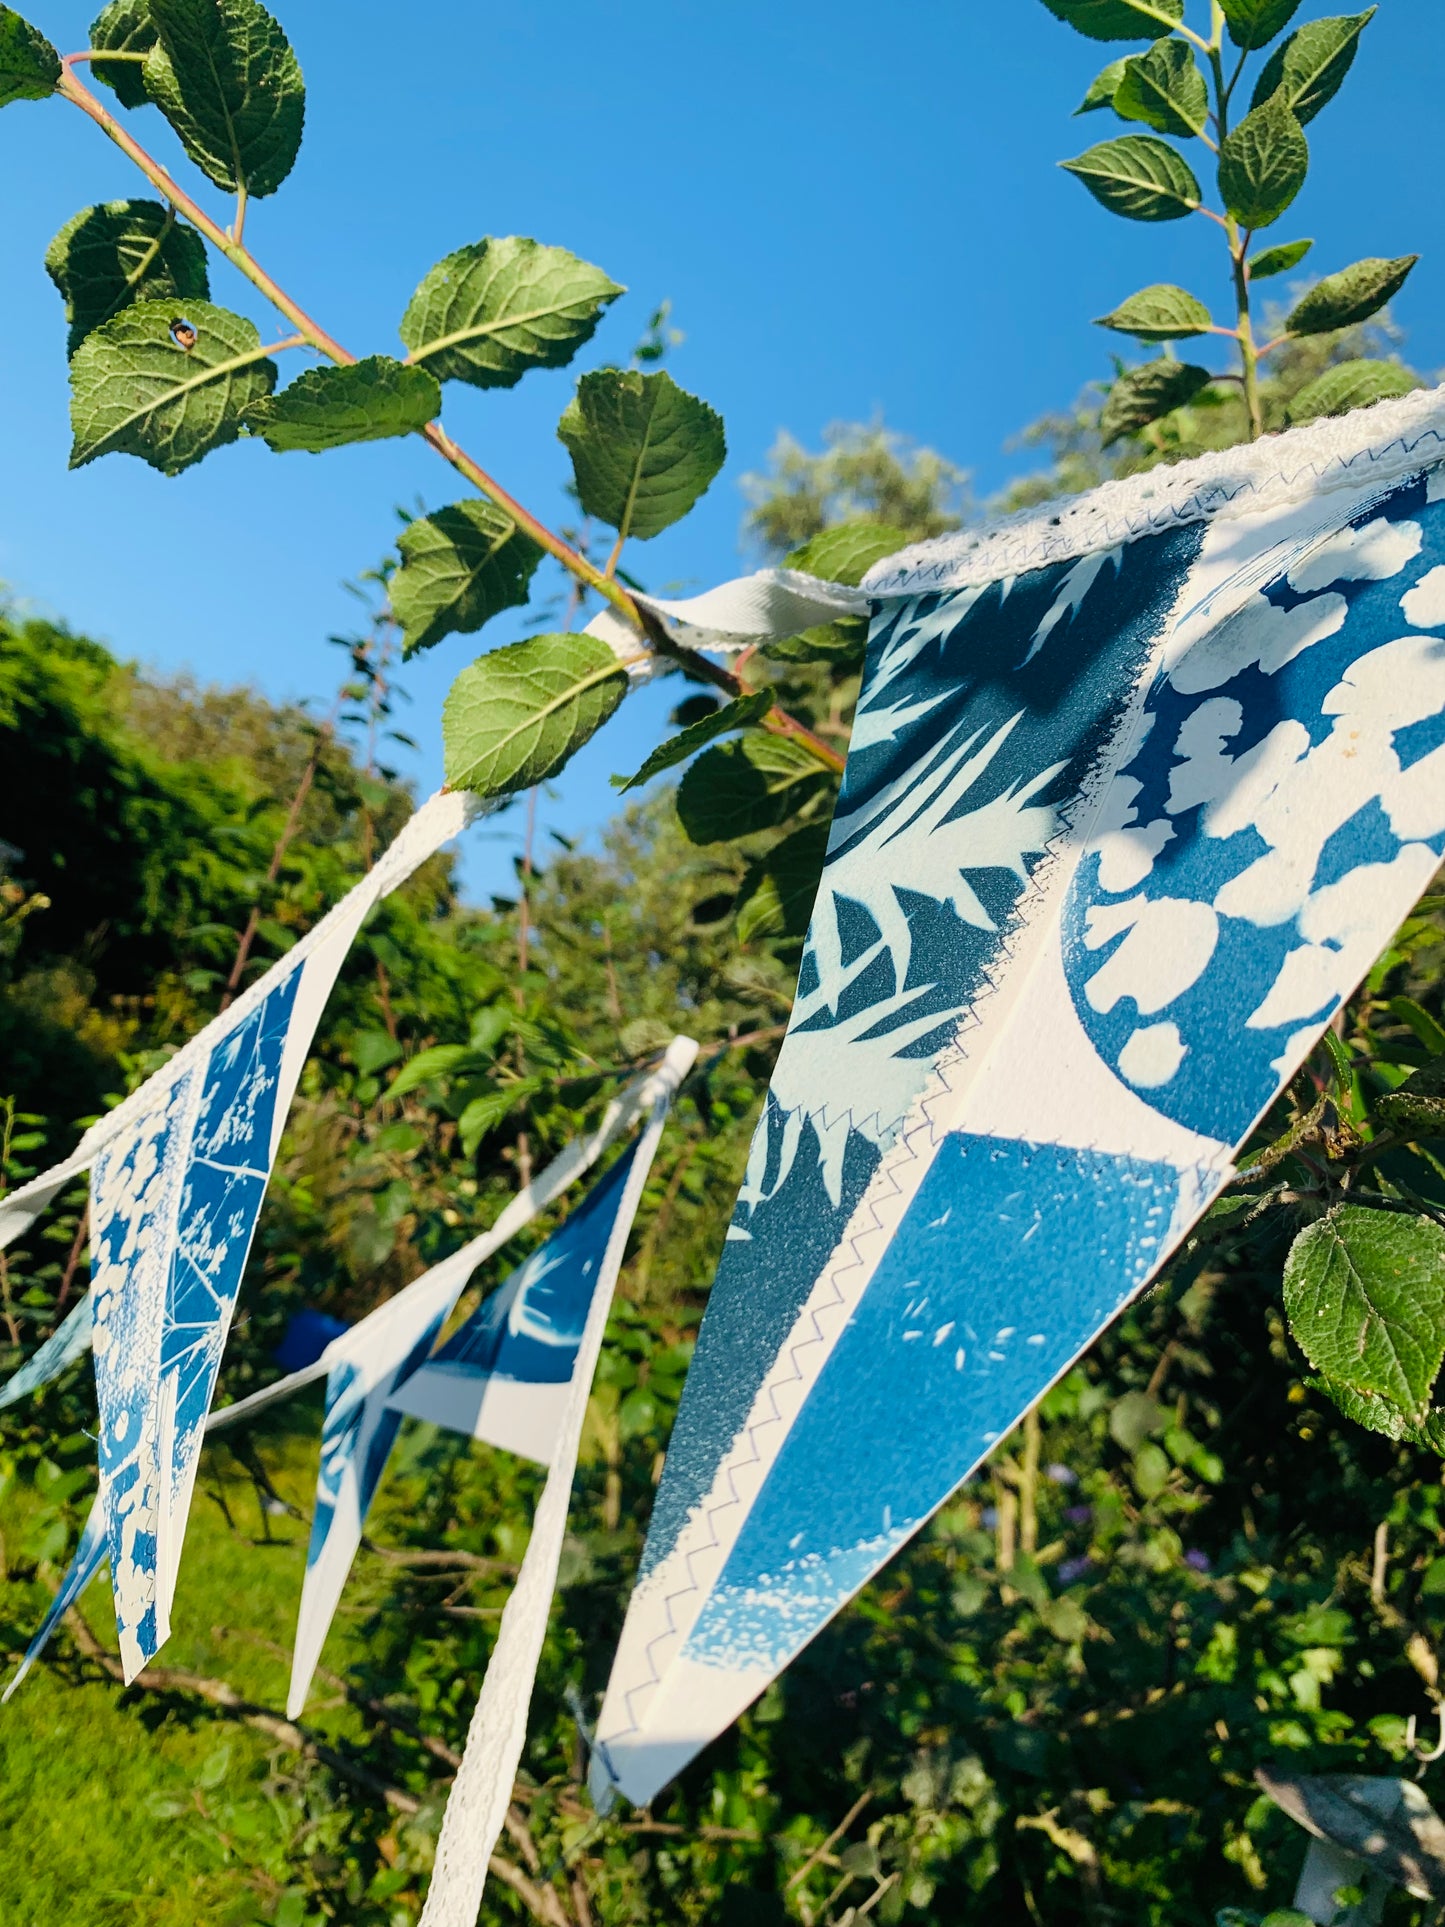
<box><xmin>680</xmin><ymin>1133</ymin><xmax>1185</xmax><ymax>1675</ymax></box>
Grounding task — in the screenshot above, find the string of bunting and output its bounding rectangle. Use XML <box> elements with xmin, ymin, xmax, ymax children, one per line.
<box><xmin>7</xmin><ymin>384</ymin><xmax>1445</xmax><ymax>1918</ymax></box>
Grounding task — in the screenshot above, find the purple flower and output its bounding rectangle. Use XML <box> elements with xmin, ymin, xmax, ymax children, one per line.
<box><xmin>981</xmin><ymin>1506</ymin><xmax>999</xmax><ymax>1529</ymax></box>
<box><xmin>1046</xmin><ymin>1463</ymin><xmax>1078</xmax><ymax>1487</ymax></box>
<box><xmin>1184</xmin><ymin>1548</ymin><xmax>1211</xmax><ymax>1573</ymax></box>
<box><xmin>1065</xmin><ymin>1504</ymin><xmax>1092</xmax><ymax>1526</ymax></box>
<box><xmin>1058</xmin><ymin>1556</ymin><xmax>1094</xmax><ymax>1586</ymax></box>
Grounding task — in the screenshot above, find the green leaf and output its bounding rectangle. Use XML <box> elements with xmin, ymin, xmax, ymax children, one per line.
<box><xmin>458</xmin><ymin>1077</ymin><xmax>546</xmax><ymax>1156</ymax></box>
<box><xmin>1100</xmin><ymin>359</ymin><xmax>1213</xmax><ymax>444</ymax></box>
<box><xmin>45</xmin><ymin>199</ymin><xmax>209</xmax><ymax>357</ymax></box>
<box><xmin>244</xmin><ymin>355</ymin><xmax>440</xmax><ymax>453</ymax></box>
<box><xmin>399</xmin><ymin>236</ymin><xmax>623</xmax><ymax>391</ymax></box>
<box><xmin>1075</xmin><ymin>56</ymin><xmax>1128</xmax><ymax>113</ymax></box>
<box><xmin>1248</xmin><ymin>236</ymin><xmax>1313</xmax><ymax>280</ymax></box>
<box><xmin>1285</xmin><ymin>255</ymin><xmax>1419</xmax><ymax>336</ymax></box>
<box><xmin>143</xmin><ymin>0</ymin><xmax>304</xmax><ymax>198</ymax></box>
<box><xmin>1060</xmin><ymin>135</ymin><xmax>1201</xmax><ymax>222</ymax></box>
<box><xmin>385</xmin><ymin>1043</ymin><xmax>476</xmax><ymax>1100</ymax></box>
<box><xmin>1113</xmin><ymin>38</ymin><xmax>1209</xmax><ymax>140</ymax></box>
<box><xmin>1217</xmin><ymin>91</ymin><xmax>1308</xmax><ymax>229</ymax></box>
<box><xmin>390</xmin><ymin>500</ymin><xmax>542</xmax><ymax>657</ymax></box>
<box><xmin>761</xmin><ymin>615</ymin><xmax>869</xmax><ymax>667</ymax></box>
<box><xmin>0</xmin><ymin>5</ymin><xmax>59</xmax><ymax>105</ymax></box>
<box><xmin>68</xmin><ymin>296</ymin><xmax>277</xmax><ymax>475</ymax></box>
<box><xmin>612</xmin><ymin>689</ymin><xmax>774</xmax><ymax>792</ymax></box>
<box><xmin>675</xmin><ymin>733</ymin><xmax>827</xmax><ymax>845</ymax></box>
<box><xmin>1095</xmin><ymin>282</ymin><xmax>1213</xmax><ymax>340</ymax></box>
<box><xmin>736</xmin><ymin>822</ymin><xmax>830</xmax><ymax>943</ymax></box>
<box><xmin>1377</xmin><ymin>1058</ymin><xmax>1445</xmax><ymax>1139</ymax></box>
<box><xmin>1283</xmin><ymin>1204</ymin><xmax>1445</xmax><ymax>1422</ymax></box>
<box><xmin>442</xmin><ymin>632</ymin><xmax>629</xmax><ymax>799</ymax></box>
<box><xmin>558</xmin><ymin>368</ymin><xmax>725</xmax><ymax>542</ymax></box>
<box><xmin>783</xmin><ymin>521</ymin><xmax>908</xmax><ymax>586</ymax></box>
<box><xmin>1040</xmin><ymin>0</ymin><xmax>1184</xmax><ymax>41</ymax></box>
<box><xmin>1389</xmin><ymin>996</ymin><xmax>1445</xmax><ymax>1057</ymax></box>
<box><xmin>1285</xmin><ymin>357</ymin><xmax>1419</xmax><ymax>425</ymax></box>
<box><xmin>90</xmin><ymin>0</ymin><xmax>157</xmax><ymax>108</ymax></box>
<box><xmin>1251</xmin><ymin>10</ymin><xmax>1375</xmax><ymax>125</ymax></box>
<box><xmin>1220</xmin><ymin>0</ymin><xmax>1302</xmax><ymax>49</ymax></box>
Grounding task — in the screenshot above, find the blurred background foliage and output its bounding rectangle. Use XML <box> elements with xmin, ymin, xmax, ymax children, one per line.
<box><xmin>4</xmin><ymin>310</ymin><xmax>1445</xmax><ymax>1927</ymax></box>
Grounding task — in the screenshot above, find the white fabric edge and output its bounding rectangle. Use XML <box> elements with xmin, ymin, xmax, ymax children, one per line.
<box><xmin>418</xmin><ymin>1036</ymin><xmax>697</xmax><ymax>1927</ymax></box>
<box><xmin>865</xmin><ymin>384</ymin><xmax>1445</xmax><ymax>596</ymax></box>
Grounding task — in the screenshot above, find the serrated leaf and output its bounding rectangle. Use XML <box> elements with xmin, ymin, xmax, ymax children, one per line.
<box><xmin>675</xmin><ymin>733</ymin><xmax>827</xmax><ymax>845</ymax></box>
<box><xmin>1061</xmin><ymin>135</ymin><xmax>1201</xmax><ymax>222</ymax></box>
<box><xmin>385</xmin><ymin>1043</ymin><xmax>476</xmax><ymax>1100</ymax></box>
<box><xmin>1251</xmin><ymin>10</ymin><xmax>1375</xmax><ymax>125</ymax></box>
<box><xmin>442</xmin><ymin>632</ymin><xmax>629</xmax><ymax>798</ymax></box>
<box><xmin>1248</xmin><ymin>236</ymin><xmax>1313</xmax><ymax>280</ymax></box>
<box><xmin>68</xmin><ymin>296</ymin><xmax>277</xmax><ymax>474</ymax></box>
<box><xmin>143</xmin><ymin>0</ymin><xmax>304</xmax><ymax>198</ymax></box>
<box><xmin>558</xmin><ymin>368</ymin><xmax>725</xmax><ymax>542</ymax></box>
<box><xmin>736</xmin><ymin>822</ymin><xmax>830</xmax><ymax>944</ymax></box>
<box><xmin>1220</xmin><ymin>0</ymin><xmax>1302</xmax><ymax>49</ymax></box>
<box><xmin>390</xmin><ymin>500</ymin><xmax>542</xmax><ymax>657</ymax></box>
<box><xmin>1096</xmin><ymin>282</ymin><xmax>1213</xmax><ymax>340</ymax></box>
<box><xmin>1114</xmin><ymin>38</ymin><xmax>1209</xmax><ymax>139</ymax></box>
<box><xmin>612</xmin><ymin>689</ymin><xmax>773</xmax><ymax>792</ymax></box>
<box><xmin>1377</xmin><ymin>1058</ymin><xmax>1445</xmax><ymax>1139</ymax></box>
<box><xmin>1218</xmin><ymin>91</ymin><xmax>1308</xmax><ymax>229</ymax></box>
<box><xmin>762</xmin><ymin>615</ymin><xmax>869</xmax><ymax>666</ymax></box>
<box><xmin>1283</xmin><ymin>1204</ymin><xmax>1445</xmax><ymax>1421</ymax></box>
<box><xmin>90</xmin><ymin>0</ymin><xmax>156</xmax><ymax>108</ymax></box>
<box><xmin>1100</xmin><ymin>359</ymin><xmax>1212</xmax><ymax>444</ymax></box>
<box><xmin>459</xmin><ymin>1077</ymin><xmax>547</xmax><ymax>1156</ymax></box>
<box><xmin>1040</xmin><ymin>0</ymin><xmax>1184</xmax><ymax>41</ymax></box>
<box><xmin>1076</xmin><ymin>56</ymin><xmax>1128</xmax><ymax>113</ymax></box>
<box><xmin>1285</xmin><ymin>358</ymin><xmax>1419</xmax><ymax>425</ymax></box>
<box><xmin>1306</xmin><ymin>1374</ymin><xmax>1412</xmax><ymax>1440</ymax></box>
<box><xmin>244</xmin><ymin>355</ymin><xmax>439</xmax><ymax>453</ymax></box>
<box><xmin>784</xmin><ymin>521</ymin><xmax>907</xmax><ymax>586</ymax></box>
<box><xmin>0</xmin><ymin>5</ymin><xmax>58</xmax><ymax>105</ymax></box>
<box><xmin>399</xmin><ymin>236</ymin><xmax>622</xmax><ymax>391</ymax></box>
<box><xmin>46</xmin><ymin>199</ymin><xmax>209</xmax><ymax>356</ymax></box>
<box><xmin>1285</xmin><ymin>256</ymin><xmax>1418</xmax><ymax>337</ymax></box>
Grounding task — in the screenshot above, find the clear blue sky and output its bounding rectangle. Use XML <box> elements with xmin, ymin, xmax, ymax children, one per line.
<box><xmin>1</xmin><ymin>1</ymin><xmax>1442</xmax><ymax>898</ymax></box>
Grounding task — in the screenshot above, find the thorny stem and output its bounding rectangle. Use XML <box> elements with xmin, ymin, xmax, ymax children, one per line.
<box><xmin>55</xmin><ymin>59</ymin><xmax>846</xmax><ymax>777</ymax></box>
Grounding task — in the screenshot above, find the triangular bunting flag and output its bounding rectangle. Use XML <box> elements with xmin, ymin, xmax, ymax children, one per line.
<box><xmin>287</xmin><ymin>1038</ymin><xmax>697</xmax><ymax>1720</ymax></box>
<box><xmin>418</xmin><ymin>1043</ymin><xmax>694</xmax><ymax>1927</ymax></box>
<box><xmin>0</xmin><ymin>790</ymin><xmax>474</xmax><ymax>1680</ymax></box>
<box><xmin>592</xmin><ymin>398</ymin><xmax>1445</xmax><ymax>1806</ymax></box>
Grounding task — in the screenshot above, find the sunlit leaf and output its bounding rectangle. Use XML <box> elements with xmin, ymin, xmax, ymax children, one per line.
<box><xmin>400</xmin><ymin>236</ymin><xmax>622</xmax><ymax>390</ymax></box>
<box><xmin>558</xmin><ymin>368</ymin><xmax>725</xmax><ymax>541</ymax></box>
<box><xmin>1060</xmin><ymin>134</ymin><xmax>1201</xmax><ymax>221</ymax></box>
<box><xmin>244</xmin><ymin>355</ymin><xmax>440</xmax><ymax>452</ymax></box>
<box><xmin>390</xmin><ymin>499</ymin><xmax>542</xmax><ymax>657</ymax></box>
<box><xmin>443</xmin><ymin>632</ymin><xmax>630</xmax><ymax>798</ymax></box>
<box><xmin>68</xmin><ymin>296</ymin><xmax>277</xmax><ymax>474</ymax></box>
